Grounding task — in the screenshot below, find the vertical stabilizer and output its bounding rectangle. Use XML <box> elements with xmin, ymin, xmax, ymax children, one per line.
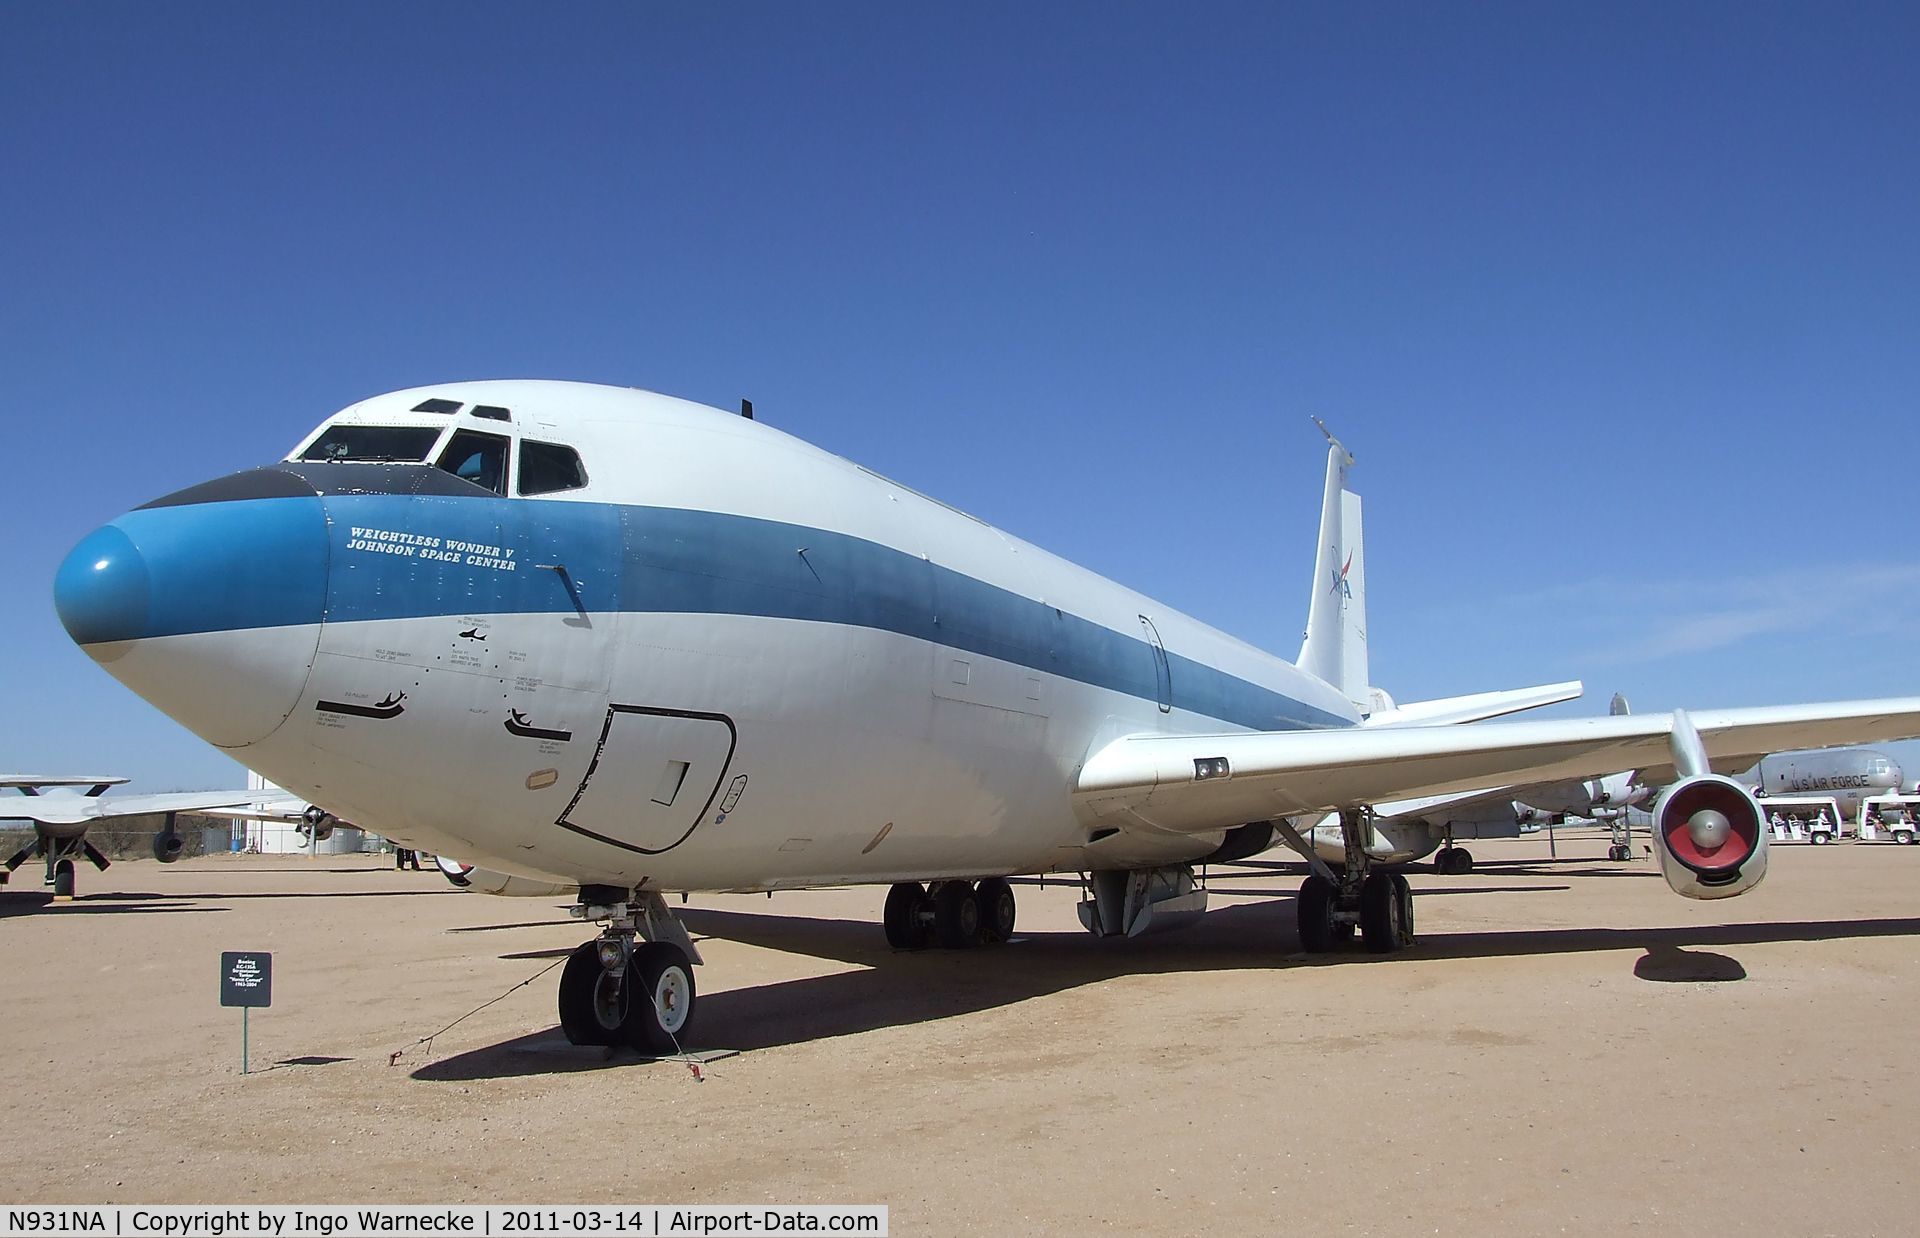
<box><xmin>1298</xmin><ymin>422</ymin><xmax>1371</xmax><ymax>709</ymax></box>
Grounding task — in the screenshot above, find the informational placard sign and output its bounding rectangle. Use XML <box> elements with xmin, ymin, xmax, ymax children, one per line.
<box><xmin>220</xmin><ymin>951</ymin><xmax>272</xmax><ymax>1007</ymax></box>
<box><xmin>220</xmin><ymin>951</ymin><xmax>272</xmax><ymax>1073</ymax></box>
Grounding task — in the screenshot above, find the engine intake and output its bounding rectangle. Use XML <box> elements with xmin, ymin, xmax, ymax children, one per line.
<box><xmin>1651</xmin><ymin>774</ymin><xmax>1768</xmax><ymax>899</ymax></box>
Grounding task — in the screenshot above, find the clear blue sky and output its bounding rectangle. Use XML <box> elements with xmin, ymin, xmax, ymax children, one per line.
<box><xmin>4</xmin><ymin>3</ymin><xmax>1918</xmax><ymax>789</ymax></box>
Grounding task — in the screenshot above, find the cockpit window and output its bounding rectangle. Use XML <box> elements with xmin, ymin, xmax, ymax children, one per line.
<box><xmin>518</xmin><ymin>440</ymin><xmax>588</xmax><ymax>496</ymax></box>
<box><xmin>412</xmin><ymin>398</ymin><xmax>463</xmax><ymax>414</ymax></box>
<box><xmin>299</xmin><ymin>425</ymin><xmax>443</xmax><ymax>463</ymax></box>
<box><xmin>436</xmin><ymin>429</ymin><xmax>511</xmax><ymax>495</ymax></box>
<box><xmin>471</xmin><ymin>404</ymin><xmax>512</xmax><ymax>422</ymax></box>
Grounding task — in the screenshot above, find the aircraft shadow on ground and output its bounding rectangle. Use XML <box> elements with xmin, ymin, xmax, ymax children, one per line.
<box><xmin>1211</xmin><ymin>884</ymin><xmax>1572</xmax><ymax>898</ymax></box>
<box><xmin>0</xmin><ymin>892</ymin><xmax>231</xmax><ymax>916</ymax></box>
<box><xmin>411</xmin><ymin>902</ymin><xmax>1920</xmax><ymax>1081</ymax></box>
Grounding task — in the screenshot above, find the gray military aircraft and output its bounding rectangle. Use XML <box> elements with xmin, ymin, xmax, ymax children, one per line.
<box><xmin>1744</xmin><ymin>747</ymin><xmax>1904</xmax><ymax>822</ymax></box>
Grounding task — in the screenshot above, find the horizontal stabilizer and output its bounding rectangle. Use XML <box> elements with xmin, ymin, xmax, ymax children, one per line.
<box><xmin>1361</xmin><ymin>681</ymin><xmax>1584</xmax><ymax>729</ymax></box>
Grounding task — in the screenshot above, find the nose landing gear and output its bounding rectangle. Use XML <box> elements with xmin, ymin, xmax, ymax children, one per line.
<box><xmin>3</xmin><ymin>830</ymin><xmax>111</xmax><ymax>900</ymax></box>
<box><xmin>558</xmin><ymin>888</ymin><xmax>701</xmax><ymax>1052</ymax></box>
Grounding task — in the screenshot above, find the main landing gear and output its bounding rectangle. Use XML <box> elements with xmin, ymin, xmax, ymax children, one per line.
<box><xmin>1287</xmin><ymin>810</ymin><xmax>1416</xmax><ymax>956</ymax></box>
<box><xmin>558</xmin><ymin>886</ymin><xmax>701</xmax><ymax>1053</ymax></box>
<box><xmin>883</xmin><ymin>878</ymin><xmax>1017</xmax><ymax>949</ymax></box>
<box><xmin>1433</xmin><ymin>845</ymin><xmax>1475</xmax><ymax>875</ymax></box>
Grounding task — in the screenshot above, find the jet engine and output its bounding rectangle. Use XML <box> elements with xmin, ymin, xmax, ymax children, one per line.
<box><xmin>296</xmin><ymin>805</ymin><xmax>336</xmax><ymax>842</ymax></box>
<box><xmin>1650</xmin><ymin>774</ymin><xmax>1768</xmax><ymax>899</ymax></box>
<box><xmin>151</xmin><ymin>824</ymin><xmax>184</xmax><ymax>863</ymax></box>
<box><xmin>433</xmin><ymin>855</ymin><xmax>572</xmax><ymax>898</ymax></box>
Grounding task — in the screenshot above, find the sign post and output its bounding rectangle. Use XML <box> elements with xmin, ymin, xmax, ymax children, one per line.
<box><xmin>220</xmin><ymin>951</ymin><xmax>272</xmax><ymax>1074</ymax></box>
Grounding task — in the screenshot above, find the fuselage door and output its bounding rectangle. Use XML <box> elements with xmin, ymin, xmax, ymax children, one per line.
<box><xmin>556</xmin><ymin>705</ymin><xmax>737</xmax><ymax>854</ymax></box>
<box><xmin>1139</xmin><ymin>615</ymin><xmax>1172</xmax><ymax>713</ymax></box>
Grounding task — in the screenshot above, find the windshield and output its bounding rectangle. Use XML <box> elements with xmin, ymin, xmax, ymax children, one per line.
<box><xmin>299</xmin><ymin>425</ymin><xmax>444</xmax><ymax>463</ymax></box>
<box><xmin>436</xmin><ymin>429</ymin><xmax>510</xmax><ymax>495</ymax></box>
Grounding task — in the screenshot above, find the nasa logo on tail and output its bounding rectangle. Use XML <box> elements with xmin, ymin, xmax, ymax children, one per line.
<box><xmin>1329</xmin><ymin>551</ymin><xmax>1354</xmax><ymax>603</ymax></box>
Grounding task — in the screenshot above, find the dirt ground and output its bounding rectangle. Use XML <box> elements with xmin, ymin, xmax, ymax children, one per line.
<box><xmin>2</xmin><ymin>833</ymin><xmax>1916</xmax><ymax>1235</ymax></box>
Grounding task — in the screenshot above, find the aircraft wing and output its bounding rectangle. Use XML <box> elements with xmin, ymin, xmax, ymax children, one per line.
<box><xmin>208</xmin><ymin>792</ymin><xmax>319</xmax><ymax>823</ymax></box>
<box><xmin>0</xmin><ymin>775</ymin><xmax>128</xmax><ymax>791</ymax></box>
<box><xmin>1075</xmin><ymin>697</ymin><xmax>1920</xmax><ymax>835</ymax></box>
<box><xmin>0</xmin><ymin>788</ymin><xmax>265</xmax><ymax>827</ymax></box>
<box><xmin>1372</xmin><ymin>784</ymin><xmax>1522</xmax><ymax>826</ymax></box>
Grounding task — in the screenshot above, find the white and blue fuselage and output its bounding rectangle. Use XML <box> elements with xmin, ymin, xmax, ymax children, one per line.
<box><xmin>56</xmin><ymin>381</ymin><xmax>1359</xmax><ymax>893</ymax></box>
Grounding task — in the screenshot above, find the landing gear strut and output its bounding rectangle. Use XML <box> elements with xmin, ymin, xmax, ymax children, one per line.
<box><xmin>3</xmin><ymin>830</ymin><xmax>110</xmax><ymax>900</ymax></box>
<box><xmin>1283</xmin><ymin>810</ymin><xmax>1415</xmax><ymax>956</ymax></box>
<box><xmin>558</xmin><ymin>887</ymin><xmax>700</xmax><ymax>1052</ymax></box>
<box><xmin>883</xmin><ymin>878</ymin><xmax>1017</xmax><ymax>949</ymax></box>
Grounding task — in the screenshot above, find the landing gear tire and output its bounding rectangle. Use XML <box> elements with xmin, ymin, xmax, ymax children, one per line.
<box><xmin>1359</xmin><ymin>872</ymin><xmax>1403</xmax><ymax>955</ymax></box>
<box><xmin>1296</xmin><ymin>874</ymin><xmax>1337</xmax><ymax>954</ymax></box>
<box><xmin>558</xmin><ymin>941</ymin><xmax>628</xmax><ymax>1047</ymax></box>
<box><xmin>51</xmin><ymin>859</ymin><xmax>75</xmax><ymax>899</ymax></box>
<box><xmin>1391</xmin><ymin>872</ymin><xmax>1414</xmax><ymax>947</ymax></box>
<box><xmin>975</xmin><ymin>877</ymin><xmax>1017</xmax><ymax>943</ymax></box>
<box><xmin>933</xmin><ymin>880</ymin><xmax>982</xmax><ymax>948</ymax></box>
<box><xmin>1436</xmin><ymin>847</ymin><xmax>1474</xmax><ymax>875</ymax></box>
<box><xmin>627</xmin><ymin>942</ymin><xmax>697</xmax><ymax>1054</ymax></box>
<box><xmin>884</xmin><ymin>881</ymin><xmax>931</xmax><ymax>950</ymax></box>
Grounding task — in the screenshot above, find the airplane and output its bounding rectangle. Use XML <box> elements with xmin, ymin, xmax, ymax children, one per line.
<box><xmin>1</xmin><ymin>776</ymin><xmax>318</xmax><ymax>897</ymax></box>
<box><xmin>49</xmin><ymin>379</ymin><xmax>1920</xmax><ymax>1053</ymax></box>
<box><xmin>1743</xmin><ymin>747</ymin><xmax>1904</xmax><ymax>822</ymax></box>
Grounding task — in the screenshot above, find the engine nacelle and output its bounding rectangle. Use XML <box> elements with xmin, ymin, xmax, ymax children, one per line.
<box><xmin>296</xmin><ymin>805</ymin><xmax>336</xmax><ymax>842</ymax></box>
<box><xmin>151</xmin><ymin>829</ymin><xmax>184</xmax><ymax>863</ymax></box>
<box><xmin>433</xmin><ymin>855</ymin><xmax>572</xmax><ymax>898</ymax></box>
<box><xmin>1651</xmin><ymin>774</ymin><xmax>1768</xmax><ymax>899</ymax></box>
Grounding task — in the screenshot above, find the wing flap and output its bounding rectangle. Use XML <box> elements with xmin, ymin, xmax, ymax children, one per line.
<box><xmin>1076</xmin><ymin>696</ymin><xmax>1920</xmax><ymax>836</ymax></box>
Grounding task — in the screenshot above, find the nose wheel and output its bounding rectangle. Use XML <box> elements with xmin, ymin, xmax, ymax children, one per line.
<box><xmin>558</xmin><ymin>890</ymin><xmax>700</xmax><ymax>1053</ymax></box>
<box><xmin>5</xmin><ymin>832</ymin><xmax>110</xmax><ymax>901</ymax></box>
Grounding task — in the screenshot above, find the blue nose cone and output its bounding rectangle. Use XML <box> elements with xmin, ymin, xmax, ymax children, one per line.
<box><xmin>51</xmin><ymin>473</ymin><xmax>331</xmax><ymax>749</ymax></box>
<box><xmin>55</xmin><ymin>524</ymin><xmax>152</xmax><ymax>646</ymax></box>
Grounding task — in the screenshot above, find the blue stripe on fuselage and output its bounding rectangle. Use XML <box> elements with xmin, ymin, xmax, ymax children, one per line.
<box><xmin>108</xmin><ymin>493</ymin><xmax>1350</xmax><ymax>732</ymax></box>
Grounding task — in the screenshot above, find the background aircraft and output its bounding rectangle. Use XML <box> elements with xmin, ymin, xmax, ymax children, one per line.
<box><xmin>50</xmin><ymin>380</ymin><xmax>1920</xmax><ymax>1050</ymax></box>
<box><xmin>2</xmin><ymin>776</ymin><xmax>327</xmax><ymax>897</ymax></box>
<box><xmin>1742</xmin><ymin>747</ymin><xmax>1903</xmax><ymax>822</ymax></box>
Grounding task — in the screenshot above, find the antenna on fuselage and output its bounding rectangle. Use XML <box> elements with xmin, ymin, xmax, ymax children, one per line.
<box><xmin>740</xmin><ymin>399</ymin><xmax>754</xmax><ymax>420</ymax></box>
